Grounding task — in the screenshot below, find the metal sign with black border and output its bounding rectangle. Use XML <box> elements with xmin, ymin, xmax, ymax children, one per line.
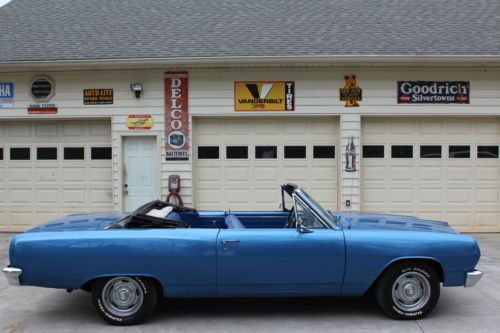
<box><xmin>83</xmin><ymin>89</ymin><xmax>114</xmax><ymax>105</ymax></box>
<box><xmin>398</xmin><ymin>81</ymin><xmax>470</xmax><ymax>104</ymax></box>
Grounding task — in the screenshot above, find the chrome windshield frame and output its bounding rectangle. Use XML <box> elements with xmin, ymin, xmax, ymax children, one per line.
<box><xmin>292</xmin><ymin>188</ymin><xmax>340</xmax><ymax>230</ymax></box>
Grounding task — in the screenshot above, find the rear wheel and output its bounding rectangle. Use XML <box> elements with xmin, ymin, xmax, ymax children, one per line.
<box><xmin>91</xmin><ymin>276</ymin><xmax>158</xmax><ymax>325</ymax></box>
<box><xmin>375</xmin><ymin>262</ymin><xmax>440</xmax><ymax>319</ymax></box>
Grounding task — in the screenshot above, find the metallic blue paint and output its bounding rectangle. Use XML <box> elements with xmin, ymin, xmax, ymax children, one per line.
<box><xmin>5</xmin><ymin>187</ymin><xmax>481</xmax><ymax>299</ymax></box>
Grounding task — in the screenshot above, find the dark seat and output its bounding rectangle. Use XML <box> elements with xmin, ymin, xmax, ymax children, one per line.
<box><xmin>225</xmin><ymin>214</ymin><xmax>246</xmax><ymax>229</ymax></box>
<box><xmin>166</xmin><ymin>212</ymin><xmax>184</xmax><ymax>222</ymax></box>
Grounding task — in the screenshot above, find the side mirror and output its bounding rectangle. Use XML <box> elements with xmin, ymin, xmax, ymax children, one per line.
<box><xmin>297</xmin><ymin>224</ymin><xmax>313</xmax><ymax>234</ymax></box>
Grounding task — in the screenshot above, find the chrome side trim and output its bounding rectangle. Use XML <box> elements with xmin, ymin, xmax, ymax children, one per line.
<box><xmin>2</xmin><ymin>267</ymin><xmax>22</xmax><ymax>286</ymax></box>
<box><xmin>465</xmin><ymin>269</ymin><xmax>483</xmax><ymax>287</ymax></box>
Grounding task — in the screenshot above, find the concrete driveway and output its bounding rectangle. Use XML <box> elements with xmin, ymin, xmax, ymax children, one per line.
<box><xmin>0</xmin><ymin>232</ymin><xmax>498</xmax><ymax>333</ymax></box>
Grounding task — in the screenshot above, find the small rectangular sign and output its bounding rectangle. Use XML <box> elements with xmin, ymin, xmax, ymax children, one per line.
<box><xmin>83</xmin><ymin>89</ymin><xmax>113</xmax><ymax>105</ymax></box>
<box><xmin>0</xmin><ymin>82</ymin><xmax>14</xmax><ymax>108</ymax></box>
<box><xmin>127</xmin><ymin>115</ymin><xmax>153</xmax><ymax>130</ymax></box>
<box><xmin>28</xmin><ymin>107</ymin><xmax>58</xmax><ymax>114</ymax></box>
<box><xmin>398</xmin><ymin>81</ymin><xmax>470</xmax><ymax>104</ymax></box>
<box><xmin>165</xmin><ymin>72</ymin><xmax>189</xmax><ymax>160</ymax></box>
<box><xmin>0</xmin><ymin>82</ymin><xmax>14</xmax><ymax>99</ymax></box>
<box><xmin>234</xmin><ymin>81</ymin><xmax>295</xmax><ymax>111</ymax></box>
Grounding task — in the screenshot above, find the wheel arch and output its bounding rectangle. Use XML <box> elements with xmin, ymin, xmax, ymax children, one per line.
<box><xmin>80</xmin><ymin>274</ymin><xmax>164</xmax><ymax>296</ymax></box>
<box><xmin>368</xmin><ymin>257</ymin><xmax>444</xmax><ymax>293</ymax></box>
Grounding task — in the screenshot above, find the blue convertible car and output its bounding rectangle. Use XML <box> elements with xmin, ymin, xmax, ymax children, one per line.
<box><xmin>3</xmin><ymin>184</ymin><xmax>482</xmax><ymax>325</ymax></box>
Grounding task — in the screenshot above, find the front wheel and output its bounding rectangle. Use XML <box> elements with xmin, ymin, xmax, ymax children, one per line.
<box><xmin>91</xmin><ymin>276</ymin><xmax>158</xmax><ymax>325</ymax></box>
<box><xmin>375</xmin><ymin>262</ymin><xmax>440</xmax><ymax>319</ymax></box>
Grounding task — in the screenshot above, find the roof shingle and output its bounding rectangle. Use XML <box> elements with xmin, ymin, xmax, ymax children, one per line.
<box><xmin>0</xmin><ymin>0</ymin><xmax>498</xmax><ymax>62</ymax></box>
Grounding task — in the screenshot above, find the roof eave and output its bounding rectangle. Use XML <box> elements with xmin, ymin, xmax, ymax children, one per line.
<box><xmin>1</xmin><ymin>55</ymin><xmax>500</xmax><ymax>71</ymax></box>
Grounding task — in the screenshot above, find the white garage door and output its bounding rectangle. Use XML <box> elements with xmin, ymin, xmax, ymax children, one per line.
<box><xmin>361</xmin><ymin>117</ymin><xmax>500</xmax><ymax>232</ymax></box>
<box><xmin>194</xmin><ymin>117</ymin><xmax>338</xmax><ymax>211</ymax></box>
<box><xmin>0</xmin><ymin>120</ymin><xmax>113</xmax><ymax>231</ymax></box>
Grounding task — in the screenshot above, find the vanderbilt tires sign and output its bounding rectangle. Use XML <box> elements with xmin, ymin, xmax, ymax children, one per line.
<box><xmin>234</xmin><ymin>81</ymin><xmax>295</xmax><ymax>111</ymax></box>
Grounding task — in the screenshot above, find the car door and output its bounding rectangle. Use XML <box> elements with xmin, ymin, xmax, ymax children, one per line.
<box><xmin>216</xmin><ymin>198</ymin><xmax>345</xmax><ymax>296</ymax></box>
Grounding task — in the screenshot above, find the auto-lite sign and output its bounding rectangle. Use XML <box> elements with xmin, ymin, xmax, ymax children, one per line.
<box><xmin>0</xmin><ymin>82</ymin><xmax>14</xmax><ymax>108</ymax></box>
<box><xmin>83</xmin><ymin>89</ymin><xmax>113</xmax><ymax>105</ymax></box>
<box><xmin>398</xmin><ymin>81</ymin><xmax>470</xmax><ymax>104</ymax></box>
<box><xmin>165</xmin><ymin>72</ymin><xmax>189</xmax><ymax>160</ymax></box>
<box><xmin>234</xmin><ymin>81</ymin><xmax>295</xmax><ymax>111</ymax></box>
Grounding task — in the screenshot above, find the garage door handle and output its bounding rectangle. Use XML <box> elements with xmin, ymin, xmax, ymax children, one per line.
<box><xmin>220</xmin><ymin>240</ymin><xmax>240</xmax><ymax>245</ymax></box>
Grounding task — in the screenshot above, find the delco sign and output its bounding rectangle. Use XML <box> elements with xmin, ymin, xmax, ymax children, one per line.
<box><xmin>398</xmin><ymin>81</ymin><xmax>470</xmax><ymax>104</ymax></box>
<box><xmin>165</xmin><ymin>72</ymin><xmax>189</xmax><ymax>161</ymax></box>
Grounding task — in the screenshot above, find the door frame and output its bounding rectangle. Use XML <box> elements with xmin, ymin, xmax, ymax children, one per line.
<box><xmin>117</xmin><ymin>132</ymin><xmax>162</xmax><ymax>212</ymax></box>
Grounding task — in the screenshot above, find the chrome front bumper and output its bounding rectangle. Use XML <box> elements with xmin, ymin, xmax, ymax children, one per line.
<box><xmin>465</xmin><ymin>269</ymin><xmax>483</xmax><ymax>287</ymax></box>
<box><xmin>2</xmin><ymin>267</ymin><xmax>22</xmax><ymax>286</ymax></box>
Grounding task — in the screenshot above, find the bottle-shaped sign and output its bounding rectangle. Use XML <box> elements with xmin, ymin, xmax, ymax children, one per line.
<box><xmin>345</xmin><ymin>136</ymin><xmax>356</xmax><ymax>172</ymax></box>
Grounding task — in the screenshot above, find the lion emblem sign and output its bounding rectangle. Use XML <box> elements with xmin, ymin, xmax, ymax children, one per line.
<box><xmin>340</xmin><ymin>74</ymin><xmax>362</xmax><ymax>107</ymax></box>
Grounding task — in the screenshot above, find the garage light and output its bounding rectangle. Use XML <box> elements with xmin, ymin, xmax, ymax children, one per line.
<box><xmin>130</xmin><ymin>83</ymin><xmax>143</xmax><ymax>98</ymax></box>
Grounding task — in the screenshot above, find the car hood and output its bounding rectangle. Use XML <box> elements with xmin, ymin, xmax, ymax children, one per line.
<box><xmin>337</xmin><ymin>212</ymin><xmax>456</xmax><ymax>233</ymax></box>
<box><xmin>26</xmin><ymin>212</ymin><xmax>129</xmax><ymax>233</ymax></box>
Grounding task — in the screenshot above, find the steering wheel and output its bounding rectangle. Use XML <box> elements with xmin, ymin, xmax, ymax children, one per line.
<box><xmin>285</xmin><ymin>207</ymin><xmax>296</xmax><ymax>228</ymax></box>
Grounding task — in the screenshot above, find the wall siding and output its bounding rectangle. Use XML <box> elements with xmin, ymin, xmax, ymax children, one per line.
<box><xmin>0</xmin><ymin>67</ymin><xmax>498</xmax><ymax>219</ymax></box>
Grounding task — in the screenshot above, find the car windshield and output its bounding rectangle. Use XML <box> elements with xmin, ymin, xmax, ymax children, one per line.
<box><xmin>295</xmin><ymin>189</ymin><xmax>339</xmax><ymax>227</ymax></box>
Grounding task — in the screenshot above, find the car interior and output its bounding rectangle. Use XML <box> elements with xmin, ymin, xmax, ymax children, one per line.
<box><xmin>112</xmin><ymin>185</ymin><xmax>302</xmax><ymax>230</ymax></box>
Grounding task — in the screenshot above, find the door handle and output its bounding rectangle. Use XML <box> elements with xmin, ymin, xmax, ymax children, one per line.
<box><xmin>220</xmin><ymin>240</ymin><xmax>240</xmax><ymax>245</ymax></box>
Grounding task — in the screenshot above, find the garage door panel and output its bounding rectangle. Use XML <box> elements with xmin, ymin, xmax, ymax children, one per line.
<box><xmin>225</xmin><ymin>189</ymin><xmax>251</xmax><ymax>204</ymax></box>
<box><xmin>90</xmin><ymin>189</ymin><xmax>112</xmax><ymax>204</ymax></box>
<box><xmin>418</xmin><ymin>121</ymin><xmax>443</xmax><ymax>134</ymax></box>
<box><xmin>418</xmin><ymin>189</ymin><xmax>443</xmax><ymax>203</ymax></box>
<box><xmin>9</xmin><ymin>168</ymin><xmax>33</xmax><ymax>183</ymax></box>
<box><xmin>197</xmin><ymin>166</ymin><xmax>222</xmax><ymax>181</ymax></box>
<box><xmin>390</xmin><ymin>121</ymin><xmax>414</xmax><ymax>134</ymax></box>
<box><xmin>418</xmin><ymin>166</ymin><xmax>444</xmax><ymax>181</ymax></box>
<box><xmin>362</xmin><ymin>117</ymin><xmax>500</xmax><ymax>232</ymax></box>
<box><xmin>8</xmin><ymin>123</ymin><xmax>30</xmax><ymax>136</ymax></box>
<box><xmin>474</xmin><ymin>213</ymin><xmax>500</xmax><ymax>227</ymax></box>
<box><xmin>476</xmin><ymin>189</ymin><xmax>498</xmax><ymax>203</ymax></box>
<box><xmin>35</xmin><ymin>189</ymin><xmax>59</xmax><ymax>203</ymax></box>
<box><xmin>254</xmin><ymin>166</ymin><xmax>279</xmax><ymax>181</ymax></box>
<box><xmin>282</xmin><ymin>166</ymin><xmax>308</xmax><ymax>181</ymax></box>
<box><xmin>63</xmin><ymin>123</ymin><xmax>87</xmax><ymax>137</ymax></box>
<box><xmin>254</xmin><ymin>189</ymin><xmax>277</xmax><ymax>204</ymax></box>
<box><xmin>225</xmin><ymin>166</ymin><xmax>250</xmax><ymax>181</ymax></box>
<box><xmin>389</xmin><ymin>166</ymin><xmax>415</xmax><ymax>181</ymax></box>
<box><xmin>10</xmin><ymin>189</ymin><xmax>33</xmax><ymax>203</ymax></box>
<box><xmin>90</xmin><ymin>167</ymin><xmax>112</xmax><ymax>182</ymax></box>
<box><xmin>195</xmin><ymin>117</ymin><xmax>338</xmax><ymax>211</ymax></box>
<box><xmin>35</xmin><ymin>168</ymin><xmax>58</xmax><ymax>182</ymax></box>
<box><xmin>476</xmin><ymin>167</ymin><xmax>499</xmax><ymax>180</ymax></box>
<box><xmin>35</xmin><ymin>123</ymin><xmax>58</xmax><ymax>137</ymax></box>
<box><xmin>389</xmin><ymin>189</ymin><xmax>414</xmax><ymax>203</ymax></box>
<box><xmin>63</xmin><ymin>168</ymin><xmax>87</xmax><ymax>182</ymax></box>
<box><xmin>362</xmin><ymin>188</ymin><xmax>385</xmax><ymax>204</ymax></box>
<box><xmin>447</xmin><ymin>188</ymin><xmax>471</xmax><ymax>202</ymax></box>
<box><xmin>447</xmin><ymin>167</ymin><xmax>472</xmax><ymax>181</ymax></box>
<box><xmin>363</xmin><ymin>166</ymin><xmax>385</xmax><ymax>181</ymax></box>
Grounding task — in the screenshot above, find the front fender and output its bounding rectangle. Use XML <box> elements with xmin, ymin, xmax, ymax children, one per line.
<box><xmin>341</xmin><ymin>230</ymin><xmax>480</xmax><ymax>296</ymax></box>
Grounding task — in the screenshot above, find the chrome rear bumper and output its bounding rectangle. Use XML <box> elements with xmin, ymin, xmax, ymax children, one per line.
<box><xmin>2</xmin><ymin>267</ymin><xmax>22</xmax><ymax>286</ymax></box>
<box><xmin>465</xmin><ymin>269</ymin><xmax>483</xmax><ymax>287</ymax></box>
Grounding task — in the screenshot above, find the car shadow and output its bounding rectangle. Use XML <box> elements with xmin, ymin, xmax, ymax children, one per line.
<box><xmin>151</xmin><ymin>294</ymin><xmax>383</xmax><ymax>321</ymax></box>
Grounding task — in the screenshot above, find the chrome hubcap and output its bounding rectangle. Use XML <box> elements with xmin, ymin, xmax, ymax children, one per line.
<box><xmin>392</xmin><ymin>272</ymin><xmax>430</xmax><ymax>312</ymax></box>
<box><xmin>102</xmin><ymin>277</ymin><xmax>144</xmax><ymax>317</ymax></box>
